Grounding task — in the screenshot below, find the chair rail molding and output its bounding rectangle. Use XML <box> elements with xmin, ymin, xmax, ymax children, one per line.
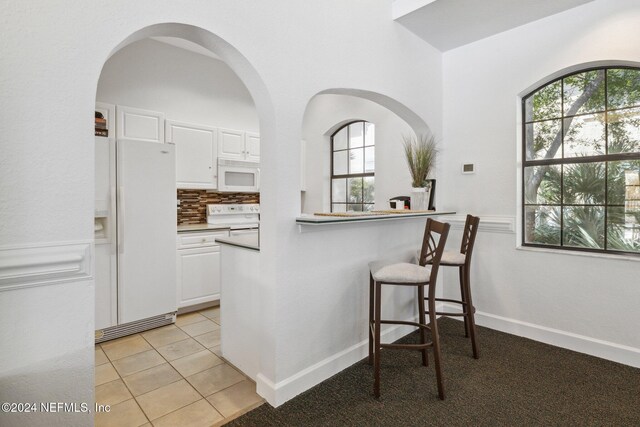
<box><xmin>0</xmin><ymin>240</ymin><xmax>93</xmax><ymax>292</ymax></box>
<box><xmin>446</xmin><ymin>215</ymin><xmax>515</xmax><ymax>234</ymax></box>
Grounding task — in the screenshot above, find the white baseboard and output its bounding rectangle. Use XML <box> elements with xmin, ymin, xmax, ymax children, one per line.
<box><xmin>256</xmin><ymin>315</ymin><xmax>423</xmax><ymax>407</ymax></box>
<box><xmin>441</xmin><ymin>303</ymin><xmax>640</xmax><ymax>369</ymax></box>
<box><xmin>256</xmin><ymin>303</ymin><xmax>640</xmax><ymax>407</ymax></box>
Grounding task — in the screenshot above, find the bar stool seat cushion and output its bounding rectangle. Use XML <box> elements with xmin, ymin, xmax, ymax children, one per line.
<box><xmin>369</xmin><ymin>261</ymin><xmax>432</xmax><ymax>283</ymax></box>
<box><xmin>440</xmin><ymin>251</ymin><xmax>465</xmax><ymax>266</ymax></box>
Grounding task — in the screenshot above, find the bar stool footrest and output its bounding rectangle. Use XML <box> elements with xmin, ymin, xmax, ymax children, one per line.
<box><xmin>371</xmin><ymin>320</ymin><xmax>434</xmax><ymax>351</ymax></box>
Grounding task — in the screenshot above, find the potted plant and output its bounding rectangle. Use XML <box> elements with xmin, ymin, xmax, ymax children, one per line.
<box><xmin>402</xmin><ymin>133</ymin><xmax>437</xmax><ymax>210</ymax></box>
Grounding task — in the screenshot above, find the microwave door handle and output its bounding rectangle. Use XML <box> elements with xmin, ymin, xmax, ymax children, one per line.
<box><xmin>256</xmin><ymin>168</ymin><xmax>260</xmax><ymax>191</ymax></box>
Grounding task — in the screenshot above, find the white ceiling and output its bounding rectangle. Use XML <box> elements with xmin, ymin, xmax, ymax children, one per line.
<box><xmin>393</xmin><ymin>0</ymin><xmax>595</xmax><ymax>51</ymax></box>
<box><xmin>151</xmin><ymin>36</ymin><xmax>221</xmax><ymax>60</ymax></box>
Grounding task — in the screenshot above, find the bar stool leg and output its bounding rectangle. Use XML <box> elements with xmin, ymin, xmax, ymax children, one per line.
<box><xmin>464</xmin><ymin>263</ymin><xmax>480</xmax><ymax>359</ymax></box>
<box><xmin>459</xmin><ymin>266</ymin><xmax>470</xmax><ymax>338</ymax></box>
<box><xmin>368</xmin><ymin>274</ymin><xmax>374</xmax><ymax>365</ymax></box>
<box><xmin>417</xmin><ymin>285</ymin><xmax>429</xmax><ymax>367</ymax></box>
<box><xmin>428</xmin><ymin>292</ymin><xmax>445</xmax><ymax>400</ymax></box>
<box><xmin>373</xmin><ymin>281</ymin><xmax>382</xmax><ymax>398</ymax></box>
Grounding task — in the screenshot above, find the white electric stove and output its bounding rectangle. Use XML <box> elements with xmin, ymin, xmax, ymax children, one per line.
<box><xmin>207</xmin><ymin>203</ymin><xmax>260</xmax><ymax>236</ymax></box>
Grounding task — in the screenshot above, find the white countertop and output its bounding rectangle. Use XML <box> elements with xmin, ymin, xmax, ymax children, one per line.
<box><xmin>177</xmin><ymin>223</ymin><xmax>231</xmax><ymax>233</ymax></box>
<box><xmin>296</xmin><ymin>210</ymin><xmax>456</xmax><ymax>225</ymax></box>
<box><xmin>216</xmin><ymin>234</ymin><xmax>260</xmax><ymax>251</ymax></box>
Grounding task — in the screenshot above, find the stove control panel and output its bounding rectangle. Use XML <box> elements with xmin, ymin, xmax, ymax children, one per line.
<box><xmin>207</xmin><ymin>204</ymin><xmax>260</xmax><ymax>216</ymax></box>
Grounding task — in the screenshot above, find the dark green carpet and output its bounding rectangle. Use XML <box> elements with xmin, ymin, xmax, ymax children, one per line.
<box><xmin>227</xmin><ymin>318</ymin><xmax>640</xmax><ymax>426</ymax></box>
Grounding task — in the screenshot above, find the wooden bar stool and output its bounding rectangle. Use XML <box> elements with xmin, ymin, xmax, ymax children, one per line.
<box><xmin>368</xmin><ymin>218</ymin><xmax>450</xmax><ymax>400</ymax></box>
<box><xmin>426</xmin><ymin>214</ymin><xmax>480</xmax><ymax>359</ymax></box>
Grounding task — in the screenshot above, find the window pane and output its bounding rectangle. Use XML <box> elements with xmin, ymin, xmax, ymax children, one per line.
<box><xmin>363</xmin><ymin>176</ymin><xmax>375</xmax><ymax>203</ymax></box>
<box><xmin>332</xmin><ymin>178</ymin><xmax>346</xmax><ymax>203</ymax></box>
<box><xmin>349</xmin><ymin>148</ymin><xmax>364</xmax><ymax>174</ymax></box>
<box><xmin>523</xmin><ymin>66</ymin><xmax>640</xmax><ymax>255</ymax></box>
<box><xmin>333</xmin><ymin>127</ymin><xmax>347</xmax><ymax>150</ymax></box>
<box><xmin>563</xmin><ymin>206</ymin><xmax>605</xmax><ymax>249</ymax></box>
<box><xmin>563</xmin><ymin>162</ymin><xmax>605</xmax><ymax>205</ymax></box>
<box><xmin>524</xmin><ymin>206</ymin><xmax>561</xmax><ymax>245</ymax></box>
<box><xmin>347</xmin><ymin>204</ymin><xmax>363</xmax><ymax>212</ymax></box>
<box><xmin>608</xmin><ymin>160</ymin><xmax>640</xmax><ymax>205</ymax></box>
<box><xmin>607</xmin><ymin>207</ymin><xmax>640</xmax><ymax>253</ymax></box>
<box><xmin>332</xmin><ymin>203</ymin><xmax>346</xmax><ymax>213</ymax></box>
<box><xmin>607</xmin><ymin>107</ymin><xmax>640</xmax><ymax>154</ymax></box>
<box><xmin>364</xmin><ymin>122</ymin><xmax>375</xmax><ymax>146</ymax></box>
<box><xmin>349</xmin><ymin>122</ymin><xmax>364</xmax><ymax>148</ymax></box>
<box><xmin>524</xmin><ymin>80</ymin><xmax>561</xmax><ymax>122</ymax></box>
<box><xmin>525</xmin><ymin>120</ymin><xmax>562</xmax><ymax>160</ymax></box>
<box><xmin>563</xmin><ymin>70</ymin><xmax>605</xmax><ymax>116</ymax></box>
<box><xmin>524</xmin><ymin>165</ymin><xmax>561</xmax><ymax>204</ymax></box>
<box><xmin>347</xmin><ymin>177</ymin><xmax>363</xmax><ymax>203</ymax></box>
<box><xmin>363</xmin><ymin>203</ymin><xmax>374</xmax><ymax>212</ymax></box>
<box><xmin>333</xmin><ymin>150</ymin><xmax>347</xmax><ymax>175</ymax></box>
<box><xmin>607</xmin><ymin>68</ymin><xmax>640</xmax><ymax>110</ymax></box>
<box><xmin>364</xmin><ymin>146</ymin><xmax>375</xmax><ymax>173</ymax></box>
<box><xmin>563</xmin><ymin>114</ymin><xmax>606</xmax><ymax>157</ymax></box>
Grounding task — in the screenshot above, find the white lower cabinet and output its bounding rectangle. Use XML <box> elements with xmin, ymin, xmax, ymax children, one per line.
<box><xmin>176</xmin><ymin>230</ymin><xmax>229</xmax><ymax>309</ymax></box>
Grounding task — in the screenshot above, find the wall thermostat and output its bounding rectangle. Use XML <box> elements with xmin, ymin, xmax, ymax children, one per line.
<box><xmin>462</xmin><ymin>163</ymin><xmax>475</xmax><ymax>174</ymax></box>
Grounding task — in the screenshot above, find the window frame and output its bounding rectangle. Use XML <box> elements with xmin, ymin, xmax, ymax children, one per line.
<box><xmin>521</xmin><ymin>65</ymin><xmax>640</xmax><ymax>256</ymax></box>
<box><xmin>330</xmin><ymin>121</ymin><xmax>375</xmax><ymax>212</ymax></box>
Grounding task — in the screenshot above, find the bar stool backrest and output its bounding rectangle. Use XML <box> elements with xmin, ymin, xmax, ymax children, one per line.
<box><xmin>460</xmin><ymin>215</ymin><xmax>480</xmax><ymax>262</ymax></box>
<box><xmin>418</xmin><ymin>219</ymin><xmax>451</xmax><ymax>285</ymax></box>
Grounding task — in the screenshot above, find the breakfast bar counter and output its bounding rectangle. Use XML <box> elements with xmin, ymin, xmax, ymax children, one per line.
<box><xmin>296</xmin><ymin>210</ymin><xmax>455</xmax><ymax>227</ymax></box>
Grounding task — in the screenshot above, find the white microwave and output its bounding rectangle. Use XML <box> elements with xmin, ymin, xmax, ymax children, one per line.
<box><xmin>217</xmin><ymin>158</ymin><xmax>260</xmax><ymax>192</ymax></box>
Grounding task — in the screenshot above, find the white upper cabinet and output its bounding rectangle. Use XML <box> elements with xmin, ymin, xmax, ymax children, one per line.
<box><xmin>218</xmin><ymin>128</ymin><xmax>245</xmax><ymax>160</ymax></box>
<box><xmin>117</xmin><ymin>105</ymin><xmax>165</xmax><ymax>143</ymax></box>
<box><xmin>167</xmin><ymin>120</ymin><xmax>218</xmax><ymax>190</ymax></box>
<box><xmin>218</xmin><ymin>128</ymin><xmax>260</xmax><ymax>162</ymax></box>
<box><xmin>245</xmin><ymin>132</ymin><xmax>260</xmax><ymax>162</ymax></box>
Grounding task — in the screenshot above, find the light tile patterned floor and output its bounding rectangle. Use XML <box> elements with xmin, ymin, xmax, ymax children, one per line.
<box><xmin>95</xmin><ymin>306</ymin><xmax>264</xmax><ymax>427</ymax></box>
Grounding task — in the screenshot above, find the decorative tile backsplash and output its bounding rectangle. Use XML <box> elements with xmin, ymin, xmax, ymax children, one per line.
<box><xmin>177</xmin><ymin>190</ymin><xmax>260</xmax><ymax>224</ymax></box>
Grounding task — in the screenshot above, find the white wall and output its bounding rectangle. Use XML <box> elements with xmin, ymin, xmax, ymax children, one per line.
<box><xmin>440</xmin><ymin>0</ymin><xmax>640</xmax><ymax>364</ymax></box>
<box><xmin>302</xmin><ymin>94</ymin><xmax>416</xmax><ymax>214</ymax></box>
<box><xmin>0</xmin><ymin>0</ymin><xmax>442</xmax><ymax>418</ymax></box>
<box><xmin>97</xmin><ymin>38</ymin><xmax>259</xmax><ymax>131</ymax></box>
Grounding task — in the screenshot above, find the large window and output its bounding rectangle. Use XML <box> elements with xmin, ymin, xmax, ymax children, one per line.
<box><xmin>523</xmin><ymin>67</ymin><xmax>640</xmax><ymax>255</ymax></box>
<box><xmin>331</xmin><ymin>121</ymin><xmax>375</xmax><ymax>212</ymax></box>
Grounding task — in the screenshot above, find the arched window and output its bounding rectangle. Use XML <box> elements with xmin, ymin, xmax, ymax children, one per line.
<box><xmin>522</xmin><ymin>67</ymin><xmax>640</xmax><ymax>255</ymax></box>
<box><xmin>331</xmin><ymin>121</ymin><xmax>375</xmax><ymax>212</ymax></box>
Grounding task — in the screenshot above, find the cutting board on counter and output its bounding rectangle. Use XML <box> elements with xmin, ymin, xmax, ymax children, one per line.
<box><xmin>313</xmin><ymin>210</ymin><xmax>435</xmax><ymax>217</ymax></box>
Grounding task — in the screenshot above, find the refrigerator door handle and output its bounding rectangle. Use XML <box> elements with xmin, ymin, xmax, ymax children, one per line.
<box><xmin>110</xmin><ymin>186</ymin><xmax>117</xmax><ymax>255</ymax></box>
<box><xmin>118</xmin><ymin>186</ymin><xmax>125</xmax><ymax>254</ymax></box>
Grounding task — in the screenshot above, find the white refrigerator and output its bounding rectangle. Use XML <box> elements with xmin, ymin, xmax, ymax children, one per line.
<box><xmin>95</xmin><ymin>137</ymin><xmax>177</xmax><ymax>341</ymax></box>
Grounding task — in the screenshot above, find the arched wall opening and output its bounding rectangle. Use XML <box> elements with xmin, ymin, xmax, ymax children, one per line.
<box><xmin>301</xmin><ymin>88</ymin><xmax>434</xmax><ymax>214</ymax></box>
<box><xmin>91</xmin><ymin>21</ymin><xmax>275</xmax><ymax>395</ymax></box>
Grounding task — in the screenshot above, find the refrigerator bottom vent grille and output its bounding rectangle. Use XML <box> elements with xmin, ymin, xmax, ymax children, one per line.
<box><xmin>95</xmin><ymin>312</ymin><xmax>176</xmax><ymax>344</ymax></box>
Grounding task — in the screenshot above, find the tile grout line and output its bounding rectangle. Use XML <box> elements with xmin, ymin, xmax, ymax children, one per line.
<box><xmin>97</xmin><ymin>308</ymin><xmax>254</xmax><ymax>426</ymax></box>
<box><xmin>135</xmin><ymin>316</ymin><xmax>226</xmax><ymax>423</ymax></box>
<box><xmin>133</xmin><ymin>330</ymin><xmax>199</xmax><ymax>423</ymax></box>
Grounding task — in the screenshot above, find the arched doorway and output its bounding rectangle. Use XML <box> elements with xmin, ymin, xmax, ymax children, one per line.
<box><xmin>93</xmin><ymin>23</ymin><xmax>275</xmax><ymax>422</ymax></box>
